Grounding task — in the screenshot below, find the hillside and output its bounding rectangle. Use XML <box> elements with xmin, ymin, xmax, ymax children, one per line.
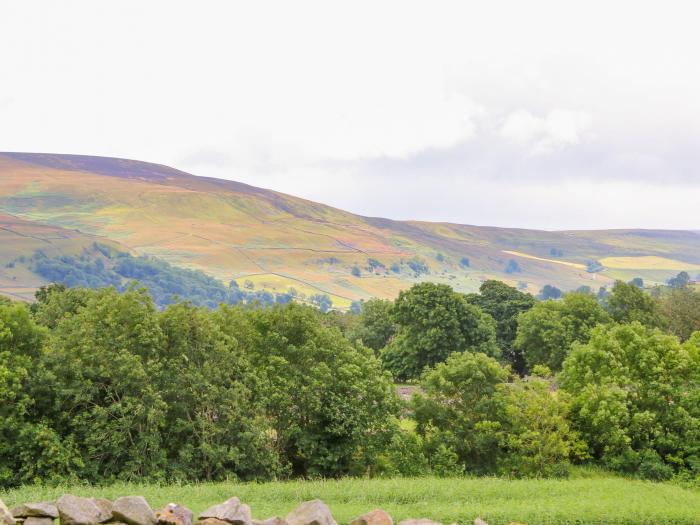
<box><xmin>1</xmin><ymin>152</ymin><xmax>699</xmax><ymax>306</ymax></box>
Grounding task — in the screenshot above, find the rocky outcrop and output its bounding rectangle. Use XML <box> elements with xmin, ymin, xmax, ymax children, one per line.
<box><xmin>112</xmin><ymin>497</ymin><xmax>156</xmax><ymax>525</ymax></box>
<box><xmin>285</xmin><ymin>501</ymin><xmax>336</xmax><ymax>525</ymax></box>
<box><xmin>199</xmin><ymin>498</ymin><xmax>251</xmax><ymax>525</ymax></box>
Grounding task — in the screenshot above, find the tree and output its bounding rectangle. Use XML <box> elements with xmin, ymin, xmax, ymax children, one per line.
<box><xmin>156</xmin><ymin>303</ymin><xmax>279</xmax><ymax>480</ymax></box>
<box><xmin>659</xmin><ymin>287</ymin><xmax>700</xmax><ymax>341</ymax></box>
<box><xmin>466</xmin><ymin>280</ymin><xmax>536</xmax><ymax>374</ymax></box>
<box><xmin>606</xmin><ymin>280</ymin><xmax>664</xmax><ymax>328</ymax></box>
<box><xmin>668</xmin><ymin>271</ymin><xmax>691</xmax><ymax>289</ymax></box>
<box><xmin>33</xmin><ymin>287</ymin><xmax>168</xmax><ymax>482</ymax></box>
<box><xmin>515</xmin><ymin>292</ymin><xmax>611</xmax><ymax>372</ymax></box>
<box><xmin>560</xmin><ymin>323</ymin><xmax>700</xmax><ymax>479</ymax></box>
<box><xmin>538</xmin><ymin>284</ymin><xmax>562</xmax><ymax>300</ymax></box>
<box><xmin>0</xmin><ymin>302</ymin><xmax>69</xmax><ymax>487</ymax></box>
<box><xmin>347</xmin><ymin>298</ymin><xmax>396</xmax><ymax>352</ymax></box>
<box><xmin>505</xmin><ymin>259</ymin><xmax>521</xmax><ymax>274</ymax></box>
<box><xmin>460</xmin><ymin>257</ymin><xmax>470</xmax><ymax>268</ymax></box>
<box><xmin>413</xmin><ymin>352</ymin><xmax>579</xmax><ymax>477</ymax></box>
<box><xmin>381</xmin><ymin>283</ymin><xmax>499</xmax><ymax>381</ymax></box>
<box><xmin>217</xmin><ymin>303</ymin><xmax>399</xmax><ymax>477</ymax></box>
<box><xmin>412</xmin><ymin>352</ymin><xmax>510</xmax><ymax>474</ymax></box>
<box><xmin>630</xmin><ymin>277</ymin><xmax>644</xmax><ymax>289</ymax></box>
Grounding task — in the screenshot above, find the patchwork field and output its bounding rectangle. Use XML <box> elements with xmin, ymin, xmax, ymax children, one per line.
<box><xmin>3</xmin><ymin>475</ymin><xmax>700</xmax><ymax>525</ymax></box>
<box><xmin>1</xmin><ymin>152</ymin><xmax>699</xmax><ymax>304</ymax></box>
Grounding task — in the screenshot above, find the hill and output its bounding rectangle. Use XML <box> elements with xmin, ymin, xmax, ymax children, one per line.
<box><xmin>1</xmin><ymin>152</ymin><xmax>699</xmax><ymax>306</ymax></box>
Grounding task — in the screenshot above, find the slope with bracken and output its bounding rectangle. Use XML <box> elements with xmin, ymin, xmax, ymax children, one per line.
<box><xmin>1</xmin><ymin>152</ymin><xmax>699</xmax><ymax>306</ymax></box>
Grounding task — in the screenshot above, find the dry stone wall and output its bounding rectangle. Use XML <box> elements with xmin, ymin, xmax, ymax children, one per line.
<box><xmin>1</xmin><ymin>495</ymin><xmax>514</xmax><ymax>525</ymax></box>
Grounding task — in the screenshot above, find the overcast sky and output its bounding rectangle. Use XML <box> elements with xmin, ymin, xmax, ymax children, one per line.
<box><xmin>2</xmin><ymin>1</ymin><xmax>699</xmax><ymax>230</ymax></box>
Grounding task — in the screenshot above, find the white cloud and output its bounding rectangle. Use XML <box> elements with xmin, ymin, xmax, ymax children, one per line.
<box><xmin>1</xmin><ymin>0</ymin><xmax>699</xmax><ymax>229</ymax></box>
<box><xmin>500</xmin><ymin>109</ymin><xmax>591</xmax><ymax>154</ymax></box>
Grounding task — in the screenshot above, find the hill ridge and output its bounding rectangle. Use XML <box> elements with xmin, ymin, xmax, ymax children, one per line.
<box><xmin>1</xmin><ymin>152</ymin><xmax>699</xmax><ymax>305</ymax></box>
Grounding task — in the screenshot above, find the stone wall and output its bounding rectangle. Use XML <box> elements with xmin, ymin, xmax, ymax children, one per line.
<box><xmin>1</xmin><ymin>495</ymin><xmax>509</xmax><ymax>525</ymax></box>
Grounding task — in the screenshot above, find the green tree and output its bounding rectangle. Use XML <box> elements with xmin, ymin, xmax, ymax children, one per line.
<box><xmin>560</xmin><ymin>323</ymin><xmax>700</xmax><ymax>479</ymax></box>
<box><xmin>35</xmin><ymin>287</ymin><xmax>168</xmax><ymax>482</ymax></box>
<box><xmin>0</xmin><ymin>302</ymin><xmax>75</xmax><ymax>487</ymax></box>
<box><xmin>347</xmin><ymin>298</ymin><xmax>396</xmax><ymax>352</ymax></box>
<box><xmin>668</xmin><ymin>271</ymin><xmax>691</xmax><ymax>289</ymax></box>
<box><xmin>412</xmin><ymin>352</ymin><xmax>509</xmax><ymax>474</ymax></box>
<box><xmin>659</xmin><ymin>287</ymin><xmax>700</xmax><ymax>341</ymax></box>
<box><xmin>382</xmin><ymin>283</ymin><xmax>498</xmax><ymax>381</ymax></box>
<box><xmin>467</xmin><ymin>280</ymin><xmax>536</xmax><ymax>374</ymax></box>
<box><xmin>217</xmin><ymin>303</ymin><xmax>399</xmax><ymax>477</ymax></box>
<box><xmin>515</xmin><ymin>292</ymin><xmax>611</xmax><ymax>372</ymax></box>
<box><xmin>413</xmin><ymin>352</ymin><xmax>578</xmax><ymax>477</ymax></box>
<box><xmin>156</xmin><ymin>303</ymin><xmax>279</xmax><ymax>480</ymax></box>
<box><xmin>606</xmin><ymin>280</ymin><xmax>664</xmax><ymax>328</ymax></box>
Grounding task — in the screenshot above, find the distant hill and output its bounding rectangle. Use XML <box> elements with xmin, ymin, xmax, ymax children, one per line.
<box><xmin>1</xmin><ymin>152</ymin><xmax>699</xmax><ymax>307</ymax></box>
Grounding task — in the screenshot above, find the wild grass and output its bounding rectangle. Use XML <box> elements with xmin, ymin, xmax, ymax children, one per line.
<box><xmin>3</xmin><ymin>472</ymin><xmax>700</xmax><ymax>525</ymax></box>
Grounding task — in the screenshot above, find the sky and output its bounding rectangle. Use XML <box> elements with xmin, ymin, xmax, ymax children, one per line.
<box><xmin>1</xmin><ymin>0</ymin><xmax>699</xmax><ymax>230</ymax></box>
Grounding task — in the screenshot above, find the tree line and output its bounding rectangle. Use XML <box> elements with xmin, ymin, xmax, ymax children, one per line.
<box><xmin>1</xmin><ymin>274</ymin><xmax>700</xmax><ymax>487</ymax></box>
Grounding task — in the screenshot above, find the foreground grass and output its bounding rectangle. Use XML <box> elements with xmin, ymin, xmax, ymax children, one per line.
<box><xmin>3</xmin><ymin>475</ymin><xmax>700</xmax><ymax>525</ymax></box>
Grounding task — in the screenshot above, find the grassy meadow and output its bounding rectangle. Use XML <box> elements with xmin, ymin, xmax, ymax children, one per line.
<box><xmin>3</xmin><ymin>474</ymin><xmax>700</xmax><ymax>525</ymax></box>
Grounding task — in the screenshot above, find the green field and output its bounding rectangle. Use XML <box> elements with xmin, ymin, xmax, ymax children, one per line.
<box><xmin>3</xmin><ymin>475</ymin><xmax>700</xmax><ymax>525</ymax></box>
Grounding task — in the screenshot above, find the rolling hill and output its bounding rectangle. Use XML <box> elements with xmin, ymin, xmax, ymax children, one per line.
<box><xmin>1</xmin><ymin>152</ymin><xmax>699</xmax><ymax>307</ymax></box>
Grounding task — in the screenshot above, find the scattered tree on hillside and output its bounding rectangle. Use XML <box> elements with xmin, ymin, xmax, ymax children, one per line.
<box><xmin>538</xmin><ymin>284</ymin><xmax>562</xmax><ymax>300</ymax></box>
<box><xmin>505</xmin><ymin>259</ymin><xmax>522</xmax><ymax>274</ymax></box>
<box><xmin>668</xmin><ymin>271</ymin><xmax>691</xmax><ymax>289</ymax></box>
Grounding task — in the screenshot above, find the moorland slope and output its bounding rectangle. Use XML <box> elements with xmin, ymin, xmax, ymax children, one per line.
<box><xmin>1</xmin><ymin>152</ymin><xmax>699</xmax><ymax>306</ymax></box>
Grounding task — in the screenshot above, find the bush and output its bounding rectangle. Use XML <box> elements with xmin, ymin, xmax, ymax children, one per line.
<box><xmin>560</xmin><ymin>322</ymin><xmax>700</xmax><ymax>479</ymax></box>
<box><xmin>412</xmin><ymin>351</ymin><xmax>579</xmax><ymax>477</ymax></box>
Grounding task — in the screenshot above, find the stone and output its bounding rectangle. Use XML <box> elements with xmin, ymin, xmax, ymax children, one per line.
<box><xmin>350</xmin><ymin>510</ymin><xmax>392</xmax><ymax>525</ymax></box>
<box><xmin>12</xmin><ymin>504</ymin><xmax>58</xmax><ymax>520</ymax></box>
<box><xmin>1</xmin><ymin>500</ymin><xmax>15</xmax><ymax>525</ymax></box>
<box><xmin>199</xmin><ymin>499</ymin><xmax>251</xmax><ymax>525</ymax></box>
<box><xmin>474</xmin><ymin>520</ymin><xmax>488</xmax><ymax>525</ymax></box>
<box><xmin>24</xmin><ymin>518</ymin><xmax>53</xmax><ymax>525</ymax></box>
<box><xmin>252</xmin><ymin>518</ymin><xmax>287</xmax><ymax>525</ymax></box>
<box><xmin>112</xmin><ymin>497</ymin><xmax>156</xmax><ymax>525</ymax></box>
<box><xmin>198</xmin><ymin>519</ymin><xmax>230</xmax><ymax>525</ymax></box>
<box><xmin>156</xmin><ymin>505</ymin><xmax>193</xmax><ymax>525</ymax></box>
<box><xmin>90</xmin><ymin>500</ymin><xmax>112</xmax><ymax>524</ymax></box>
<box><xmin>397</xmin><ymin>520</ymin><xmax>441</xmax><ymax>525</ymax></box>
<box><xmin>285</xmin><ymin>501</ymin><xmax>336</xmax><ymax>525</ymax></box>
<box><xmin>57</xmin><ymin>495</ymin><xmax>102</xmax><ymax>525</ymax></box>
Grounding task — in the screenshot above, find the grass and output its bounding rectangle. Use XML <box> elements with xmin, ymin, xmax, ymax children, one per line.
<box><xmin>3</xmin><ymin>474</ymin><xmax>700</xmax><ymax>525</ymax></box>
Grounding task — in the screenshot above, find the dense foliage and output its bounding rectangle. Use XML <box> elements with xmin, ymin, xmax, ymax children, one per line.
<box><xmin>29</xmin><ymin>247</ymin><xmax>295</xmax><ymax>309</ymax></box>
<box><xmin>381</xmin><ymin>283</ymin><xmax>498</xmax><ymax>381</ymax></box>
<box><xmin>0</xmin><ymin>287</ymin><xmax>398</xmax><ymax>486</ymax></box>
<box><xmin>2</xmin><ymin>269</ymin><xmax>700</xmax><ymax>486</ymax></box>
